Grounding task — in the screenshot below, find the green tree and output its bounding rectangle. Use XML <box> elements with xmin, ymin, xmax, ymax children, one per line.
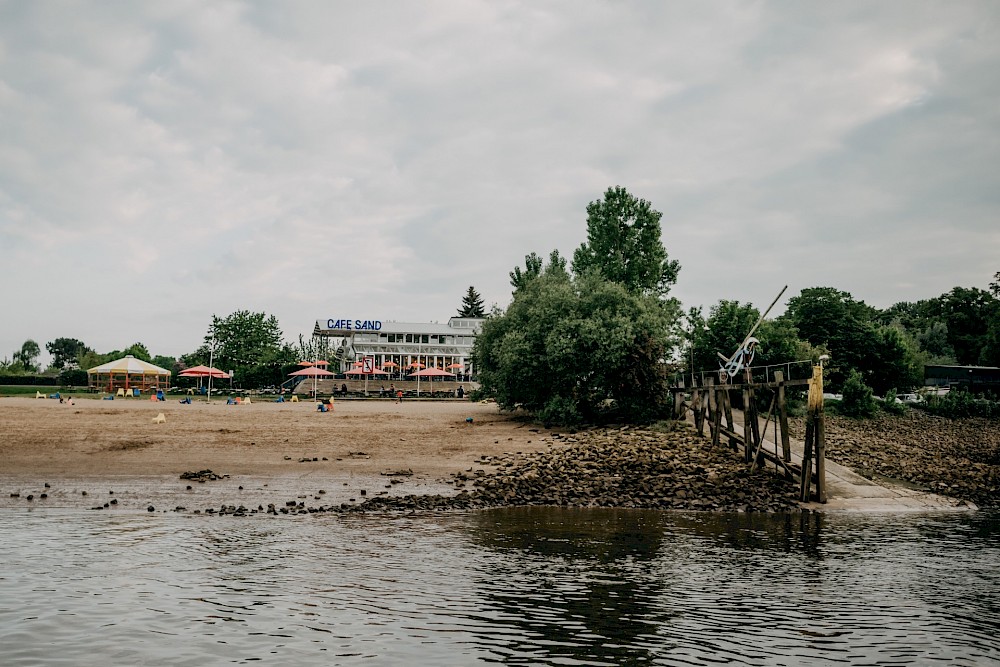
<box><xmin>839</xmin><ymin>369</ymin><xmax>877</xmax><ymax>418</ymax></box>
<box><xmin>929</xmin><ymin>286</ymin><xmax>998</xmax><ymax>365</ymax></box>
<box><xmin>123</xmin><ymin>342</ymin><xmax>152</xmax><ymax>362</ymax></box>
<box><xmin>690</xmin><ymin>300</ymin><xmax>816</xmax><ymax>382</ymax></box>
<box><xmin>510</xmin><ymin>250</ymin><xmax>567</xmax><ymax>294</ymax></box>
<box><xmin>456</xmin><ymin>286</ymin><xmax>486</xmax><ymax>318</ymax></box>
<box><xmin>12</xmin><ymin>340</ymin><xmax>41</xmax><ymax>373</ymax></box>
<box><xmin>200</xmin><ymin>311</ymin><xmax>293</xmax><ymax>388</ymax></box>
<box><xmin>45</xmin><ymin>338</ymin><xmax>92</xmax><ymax>369</ymax></box>
<box><xmin>571</xmin><ymin>186</ymin><xmax>680</xmax><ymax>297</ymax></box>
<box><xmin>474</xmin><ymin>270</ymin><xmax>681</xmax><ymax>425</ymax></box>
<box><xmin>510</xmin><ymin>252</ymin><xmax>543</xmax><ymax>293</ymax></box>
<box><xmin>989</xmin><ymin>271</ymin><xmax>999</xmax><ymax>298</ymax></box>
<box><xmin>782</xmin><ymin>287</ymin><xmax>885</xmax><ymax>390</ymax></box>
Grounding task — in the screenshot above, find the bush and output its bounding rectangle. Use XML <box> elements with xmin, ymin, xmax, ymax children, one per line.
<box><xmin>880</xmin><ymin>388</ymin><xmax>907</xmax><ymax>415</ymax></box>
<box><xmin>537</xmin><ymin>395</ymin><xmax>582</xmax><ymax>427</ymax></box>
<box><xmin>839</xmin><ymin>370</ymin><xmax>878</xmax><ymax>418</ymax></box>
<box><xmin>920</xmin><ymin>391</ymin><xmax>1000</xmax><ymax>419</ymax></box>
<box><xmin>59</xmin><ymin>369</ymin><xmax>88</xmax><ymax>387</ymax></box>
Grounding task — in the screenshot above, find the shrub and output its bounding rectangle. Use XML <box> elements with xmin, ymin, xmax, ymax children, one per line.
<box><xmin>537</xmin><ymin>395</ymin><xmax>582</xmax><ymax>427</ymax></box>
<box><xmin>881</xmin><ymin>388</ymin><xmax>907</xmax><ymax>415</ymax></box>
<box><xmin>839</xmin><ymin>370</ymin><xmax>878</xmax><ymax>418</ymax></box>
<box><xmin>59</xmin><ymin>369</ymin><xmax>88</xmax><ymax>387</ymax></box>
<box><xmin>920</xmin><ymin>391</ymin><xmax>1000</xmax><ymax>419</ymax></box>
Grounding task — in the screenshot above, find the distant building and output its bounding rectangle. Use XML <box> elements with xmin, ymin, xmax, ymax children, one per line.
<box><xmin>924</xmin><ymin>365</ymin><xmax>1000</xmax><ymax>393</ymax></box>
<box><xmin>313</xmin><ymin>316</ymin><xmax>484</xmax><ymax>376</ymax></box>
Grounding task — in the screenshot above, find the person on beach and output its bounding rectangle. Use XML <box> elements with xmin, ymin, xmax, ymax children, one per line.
<box><xmin>396</xmin><ymin>389</ymin><xmax>404</xmax><ymax>403</ymax></box>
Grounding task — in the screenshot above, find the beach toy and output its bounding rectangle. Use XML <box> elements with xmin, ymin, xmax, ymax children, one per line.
<box><xmin>466</xmin><ymin>417</ymin><xmax>473</xmax><ymax>423</ymax></box>
<box><xmin>152</xmin><ymin>413</ymin><xmax>166</xmax><ymax>424</ymax></box>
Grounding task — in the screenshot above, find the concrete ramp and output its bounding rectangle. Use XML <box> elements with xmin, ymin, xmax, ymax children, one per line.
<box><xmin>705</xmin><ymin>408</ymin><xmax>976</xmax><ymax>512</ymax></box>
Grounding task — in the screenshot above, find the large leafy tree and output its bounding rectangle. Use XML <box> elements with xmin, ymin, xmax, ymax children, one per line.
<box><xmin>783</xmin><ymin>287</ymin><xmax>920</xmax><ymax>393</ymax></box>
<box><xmin>475</xmin><ymin>271</ymin><xmax>681</xmax><ymax>425</ymax></box>
<box><xmin>11</xmin><ymin>340</ymin><xmax>41</xmax><ymax>373</ymax></box>
<box><xmin>929</xmin><ymin>286</ymin><xmax>998</xmax><ymax>365</ymax></box>
<box><xmin>510</xmin><ymin>250</ymin><xmax>567</xmax><ymax>294</ymax></box>
<box><xmin>45</xmin><ymin>338</ymin><xmax>92</xmax><ymax>369</ymax></box>
<box><xmin>456</xmin><ymin>286</ymin><xmax>486</xmax><ymax>318</ymax></box>
<box><xmin>571</xmin><ymin>186</ymin><xmax>680</xmax><ymax>298</ymax></box>
<box><xmin>196</xmin><ymin>310</ymin><xmax>295</xmax><ymax>388</ymax></box>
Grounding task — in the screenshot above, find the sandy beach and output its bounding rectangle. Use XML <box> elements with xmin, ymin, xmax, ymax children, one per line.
<box><xmin>0</xmin><ymin>396</ymin><xmax>554</xmax><ymax>511</ymax></box>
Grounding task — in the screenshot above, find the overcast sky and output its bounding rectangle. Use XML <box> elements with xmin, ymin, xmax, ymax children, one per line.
<box><xmin>2</xmin><ymin>1</ymin><xmax>998</xmax><ymax>365</ymax></box>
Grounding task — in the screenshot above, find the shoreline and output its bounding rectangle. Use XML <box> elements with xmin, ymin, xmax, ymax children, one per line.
<box><xmin>1</xmin><ymin>396</ymin><xmax>992</xmax><ymax>515</ymax></box>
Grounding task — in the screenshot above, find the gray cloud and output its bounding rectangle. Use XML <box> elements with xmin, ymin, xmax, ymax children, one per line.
<box><xmin>1</xmin><ymin>1</ymin><xmax>997</xmax><ymax>364</ymax></box>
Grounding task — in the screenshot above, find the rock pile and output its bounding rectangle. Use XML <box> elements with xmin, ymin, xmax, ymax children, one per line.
<box><xmin>795</xmin><ymin>410</ymin><xmax>1000</xmax><ymax>507</ymax></box>
<box><xmin>179</xmin><ymin>469</ymin><xmax>228</xmax><ymax>483</ymax></box>
<box><xmin>340</xmin><ymin>422</ymin><xmax>800</xmax><ymax>514</ymax></box>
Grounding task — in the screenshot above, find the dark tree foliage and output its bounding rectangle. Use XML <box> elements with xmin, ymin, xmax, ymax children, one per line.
<box><xmin>782</xmin><ymin>287</ymin><xmax>918</xmax><ymax>394</ymax></box>
<box><xmin>838</xmin><ymin>370</ymin><xmax>878</xmax><ymax>418</ymax></box>
<box><xmin>474</xmin><ymin>271</ymin><xmax>680</xmax><ymax>425</ymax></box>
<box><xmin>510</xmin><ymin>250</ymin><xmax>567</xmax><ymax>294</ymax></box>
<box><xmin>571</xmin><ymin>186</ymin><xmax>679</xmax><ymax>298</ymax></box>
<box><xmin>456</xmin><ymin>286</ymin><xmax>486</xmax><ymax>318</ymax></box>
<box><xmin>929</xmin><ymin>287</ymin><xmax>998</xmax><ymax>365</ymax></box>
<box><xmin>45</xmin><ymin>338</ymin><xmax>92</xmax><ymax>369</ymax></box>
<box><xmin>195</xmin><ymin>311</ymin><xmax>296</xmax><ymax>388</ymax></box>
<box><xmin>11</xmin><ymin>340</ymin><xmax>41</xmax><ymax>373</ymax></box>
<box><xmin>689</xmin><ymin>300</ymin><xmax>816</xmax><ymax>382</ymax></box>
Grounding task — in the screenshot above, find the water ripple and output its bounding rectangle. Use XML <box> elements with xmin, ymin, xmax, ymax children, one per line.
<box><xmin>0</xmin><ymin>508</ymin><xmax>997</xmax><ymax>665</ymax></box>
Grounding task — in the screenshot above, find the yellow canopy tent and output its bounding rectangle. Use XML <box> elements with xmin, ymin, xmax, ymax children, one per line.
<box><xmin>87</xmin><ymin>355</ymin><xmax>172</xmax><ymax>393</ymax></box>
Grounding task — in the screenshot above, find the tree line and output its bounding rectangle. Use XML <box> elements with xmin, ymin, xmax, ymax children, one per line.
<box><xmin>1</xmin><ymin>288</ymin><xmax>491</xmax><ymax>389</ymax></box>
<box><xmin>472</xmin><ymin>186</ymin><xmax>998</xmax><ymax>425</ymax></box>
<box><xmin>3</xmin><ymin>186</ymin><xmax>996</xmax><ymax>421</ymax></box>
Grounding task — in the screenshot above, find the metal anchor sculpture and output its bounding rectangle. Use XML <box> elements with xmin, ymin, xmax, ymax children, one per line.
<box><xmin>716</xmin><ymin>285</ymin><xmax>787</xmax><ymax>382</ymax></box>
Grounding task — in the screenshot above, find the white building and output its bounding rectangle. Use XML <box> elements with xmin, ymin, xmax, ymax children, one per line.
<box><xmin>313</xmin><ymin>316</ymin><xmax>484</xmax><ymax>376</ymax></box>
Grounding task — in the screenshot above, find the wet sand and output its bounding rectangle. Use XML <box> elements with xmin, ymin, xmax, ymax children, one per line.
<box><xmin>0</xmin><ymin>396</ymin><xmax>553</xmax><ymax>511</ymax></box>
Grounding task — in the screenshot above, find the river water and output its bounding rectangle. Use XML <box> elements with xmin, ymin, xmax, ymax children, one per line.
<box><xmin>1</xmin><ymin>507</ymin><xmax>998</xmax><ymax>666</ymax></box>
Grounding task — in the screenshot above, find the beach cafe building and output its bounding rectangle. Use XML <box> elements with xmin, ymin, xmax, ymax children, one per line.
<box><xmin>313</xmin><ymin>317</ymin><xmax>484</xmax><ymax>378</ymax></box>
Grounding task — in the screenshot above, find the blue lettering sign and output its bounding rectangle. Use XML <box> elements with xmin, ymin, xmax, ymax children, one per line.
<box><xmin>325</xmin><ymin>319</ymin><xmax>381</xmax><ymax>331</ymax></box>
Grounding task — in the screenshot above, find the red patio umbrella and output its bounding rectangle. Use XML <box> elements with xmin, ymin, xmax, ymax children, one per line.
<box><xmin>345</xmin><ymin>368</ymin><xmax>389</xmax><ymax>376</ymax></box>
<box><xmin>289</xmin><ymin>365</ymin><xmax>335</xmax><ymax>397</ymax></box>
<box><xmin>408</xmin><ymin>368</ymin><xmax>456</xmax><ymax>378</ymax></box>
<box><xmin>288</xmin><ymin>366</ymin><xmax>335</xmax><ymax>377</ymax></box>
<box><xmin>179</xmin><ymin>365</ymin><xmax>228</xmax><ymax>379</ymax></box>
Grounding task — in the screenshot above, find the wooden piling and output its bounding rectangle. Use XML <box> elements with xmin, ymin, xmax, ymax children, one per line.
<box><xmin>775</xmin><ymin>370</ymin><xmax>792</xmax><ymax>479</ymax></box>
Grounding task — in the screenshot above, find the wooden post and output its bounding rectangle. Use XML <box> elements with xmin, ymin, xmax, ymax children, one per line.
<box><xmin>814</xmin><ymin>368</ymin><xmax>827</xmax><ymax>503</ymax></box>
<box><xmin>748</xmin><ymin>386</ymin><xmax>761</xmax><ymax>462</ymax></box>
<box><xmin>709</xmin><ymin>378</ymin><xmax>721</xmax><ymax>447</ymax></box>
<box><xmin>801</xmin><ymin>365</ymin><xmax>826</xmax><ymax>502</ymax></box>
<box><xmin>722</xmin><ymin>389</ymin><xmax>736</xmax><ymax>451</ymax></box>
<box><xmin>742</xmin><ymin>386</ymin><xmax>753</xmax><ymax>463</ymax></box>
<box><xmin>800</xmin><ymin>420</ymin><xmax>814</xmax><ymax>501</ymax></box>
<box><xmin>693</xmin><ymin>384</ymin><xmax>704</xmax><ymax>435</ymax></box>
<box><xmin>775</xmin><ymin>370</ymin><xmax>792</xmax><ymax>479</ymax></box>
<box><xmin>699</xmin><ymin>379</ymin><xmax>710</xmax><ymax>436</ymax></box>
